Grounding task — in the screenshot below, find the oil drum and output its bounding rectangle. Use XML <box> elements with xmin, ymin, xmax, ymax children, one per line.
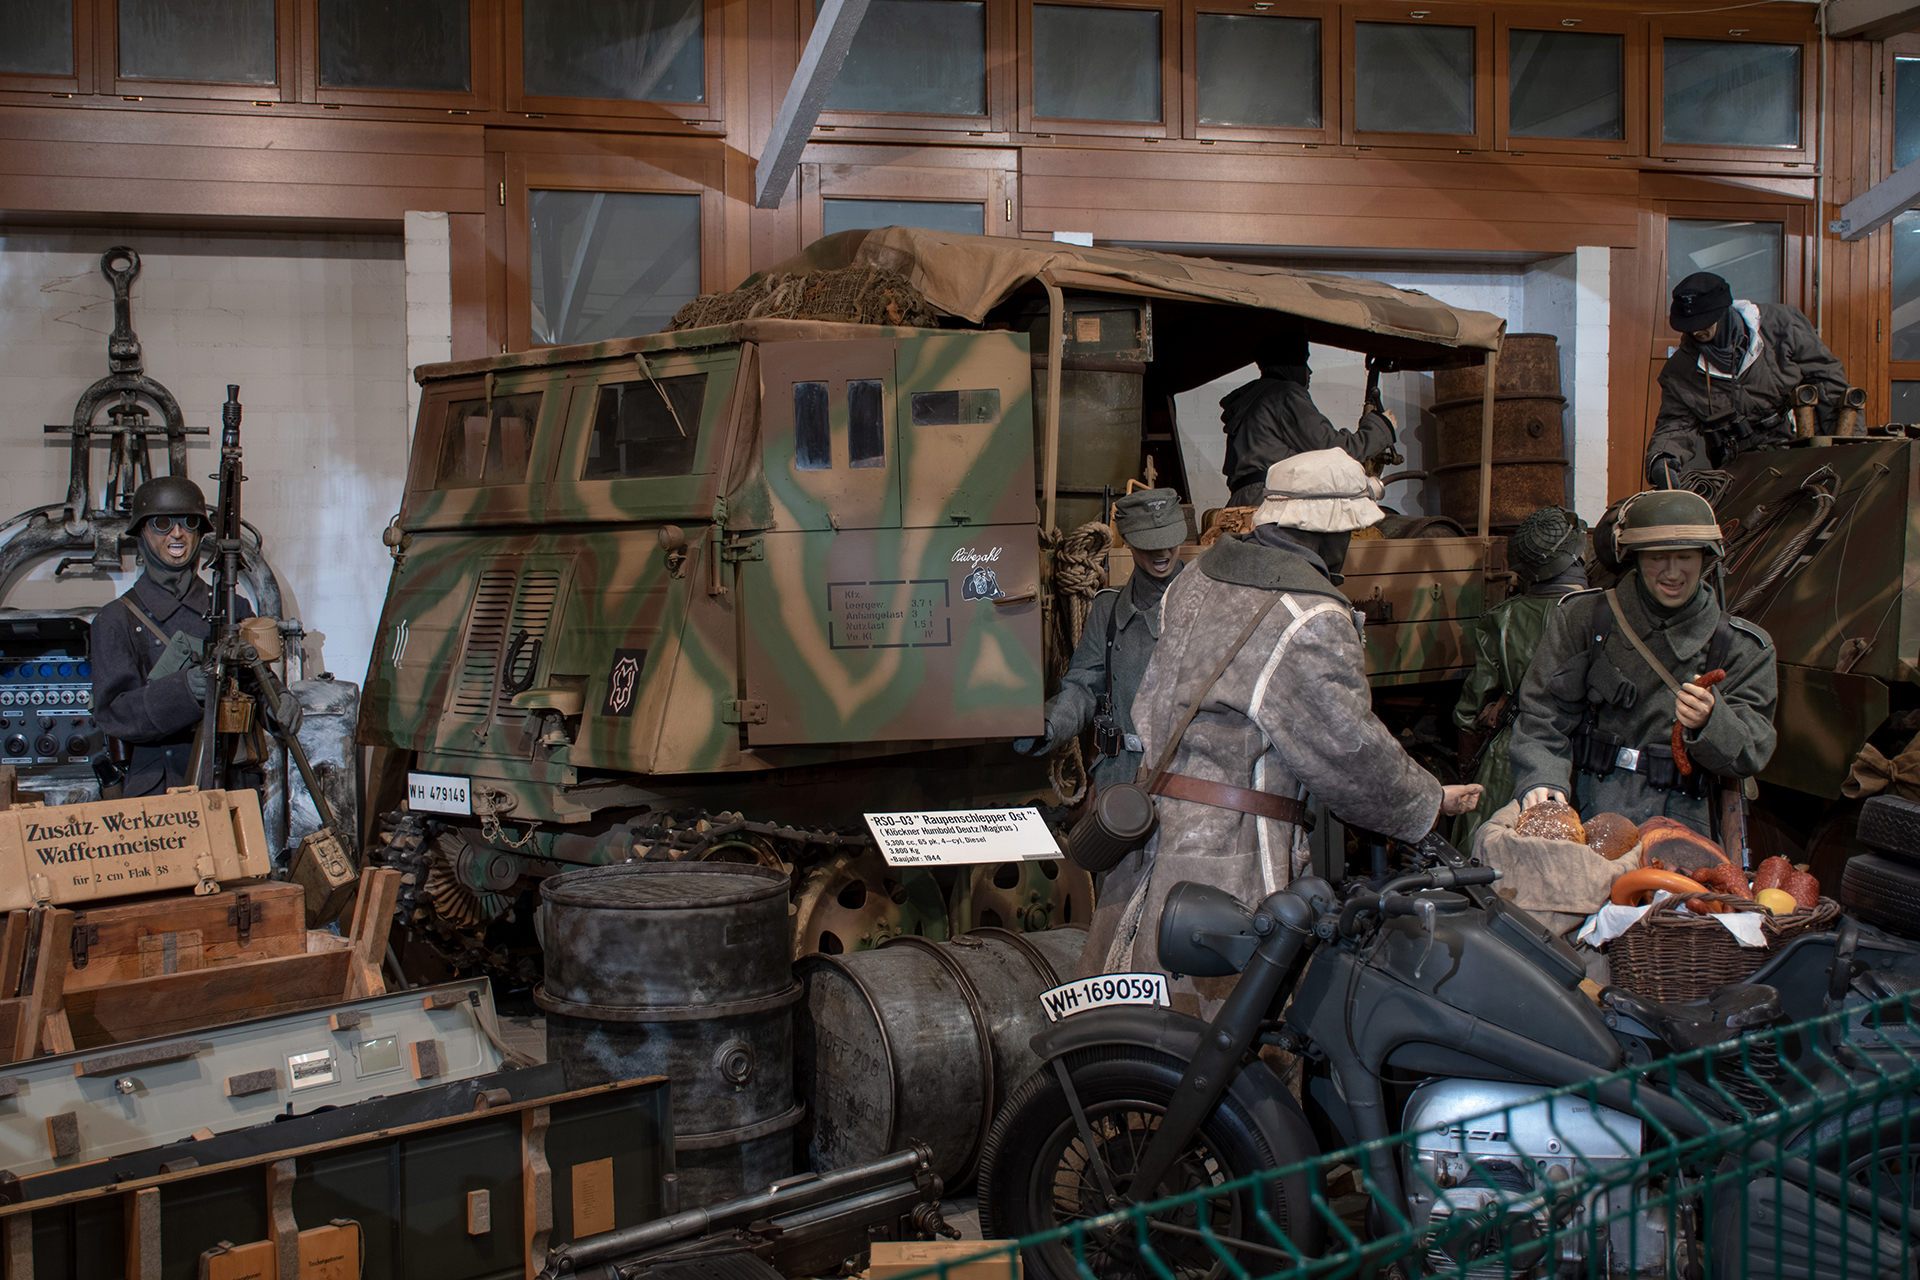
<box><xmin>1429</xmin><ymin>332</ymin><xmax>1569</xmax><ymax>529</ymax></box>
<box><xmin>538</xmin><ymin>862</ymin><xmax>801</xmax><ymax>1204</ymax></box>
<box><xmin>793</xmin><ymin>926</ymin><xmax>1086</xmax><ymax>1186</ymax></box>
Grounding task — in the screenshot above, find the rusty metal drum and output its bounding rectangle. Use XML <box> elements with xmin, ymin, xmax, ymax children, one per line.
<box><xmin>1430</xmin><ymin>333</ymin><xmax>1568</xmax><ymax>529</ymax></box>
<box><xmin>793</xmin><ymin>926</ymin><xmax>1087</xmax><ymax>1186</ymax></box>
<box><xmin>538</xmin><ymin>862</ymin><xmax>800</xmax><ymax>1204</ymax></box>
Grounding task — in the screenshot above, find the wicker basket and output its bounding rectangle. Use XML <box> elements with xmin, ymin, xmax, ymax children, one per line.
<box><xmin>1604</xmin><ymin>892</ymin><xmax>1840</xmax><ymax>1003</ymax></box>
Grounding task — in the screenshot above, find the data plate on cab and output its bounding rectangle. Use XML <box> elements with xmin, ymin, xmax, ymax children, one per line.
<box><xmin>1039</xmin><ymin>973</ymin><xmax>1170</xmax><ymax>1022</ymax></box>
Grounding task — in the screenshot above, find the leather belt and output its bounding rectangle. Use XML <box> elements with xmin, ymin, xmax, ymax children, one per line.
<box><xmin>1151</xmin><ymin>771</ymin><xmax>1314</xmax><ymax>830</ymax></box>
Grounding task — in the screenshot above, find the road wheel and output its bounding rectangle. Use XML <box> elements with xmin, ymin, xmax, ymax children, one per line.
<box><xmin>1842</xmin><ymin>853</ymin><xmax>1920</xmax><ymax>938</ymax></box>
<box><xmin>977</xmin><ymin>1047</ymin><xmax>1322</xmax><ymax>1280</ymax></box>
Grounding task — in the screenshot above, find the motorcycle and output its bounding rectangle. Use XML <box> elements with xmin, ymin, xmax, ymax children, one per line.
<box><xmin>976</xmin><ymin>831</ymin><xmax>1920</xmax><ymax>1280</ymax></box>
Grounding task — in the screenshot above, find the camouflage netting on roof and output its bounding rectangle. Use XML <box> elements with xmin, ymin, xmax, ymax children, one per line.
<box><xmin>666</xmin><ymin>265</ymin><xmax>939</xmax><ymax>331</ymax></box>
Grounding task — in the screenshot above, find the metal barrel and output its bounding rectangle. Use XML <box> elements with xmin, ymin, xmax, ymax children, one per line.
<box><xmin>793</xmin><ymin>926</ymin><xmax>1087</xmax><ymax>1186</ymax></box>
<box><xmin>537</xmin><ymin>863</ymin><xmax>801</xmax><ymax>1204</ymax></box>
<box><xmin>1429</xmin><ymin>333</ymin><xmax>1568</xmax><ymax>529</ymax></box>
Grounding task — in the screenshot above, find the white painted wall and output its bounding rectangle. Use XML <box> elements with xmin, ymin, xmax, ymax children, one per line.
<box><xmin>0</xmin><ymin>228</ymin><xmax>409</xmax><ymax>683</ymax></box>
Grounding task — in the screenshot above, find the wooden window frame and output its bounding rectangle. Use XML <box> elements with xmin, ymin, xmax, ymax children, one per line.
<box><xmin>0</xmin><ymin>0</ymin><xmax>95</xmax><ymax>94</ymax></box>
<box><xmin>1494</xmin><ymin>10</ymin><xmax>1644</xmax><ymax>157</ymax></box>
<box><xmin>105</xmin><ymin>0</ymin><xmax>298</xmax><ymax>102</ymax></box>
<box><xmin>1183</xmin><ymin>0</ymin><xmax>1338</xmax><ymax>145</ymax></box>
<box><xmin>1018</xmin><ymin>0</ymin><xmax>1181</xmax><ymax>140</ymax></box>
<box><xmin>798</xmin><ymin>147</ymin><xmax>1021</xmax><ymax>243</ymax></box>
<box><xmin>1342</xmin><ymin>3</ymin><xmax>1494</xmax><ymax>151</ymax></box>
<box><xmin>1648</xmin><ymin>17</ymin><xmax>1818</xmax><ymax>166</ymax></box>
<box><xmin>1645</xmin><ymin>199</ymin><xmax>1806</xmax><ymax>361</ymax></box>
<box><xmin>806</xmin><ymin>0</ymin><xmax>1013</xmax><ymax>135</ymax></box>
<box><xmin>502</xmin><ymin>146</ymin><xmax>725</xmax><ymax>353</ymax></box>
<box><xmin>504</xmin><ymin>0</ymin><xmax>724</xmax><ymax>123</ymax></box>
<box><xmin>297</xmin><ymin>0</ymin><xmax>499</xmax><ymax>110</ymax></box>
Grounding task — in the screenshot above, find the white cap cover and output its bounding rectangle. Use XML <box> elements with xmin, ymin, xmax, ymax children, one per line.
<box><xmin>1251</xmin><ymin>449</ymin><xmax>1387</xmax><ymax>534</ymax></box>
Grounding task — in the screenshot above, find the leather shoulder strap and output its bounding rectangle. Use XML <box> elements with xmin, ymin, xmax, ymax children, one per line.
<box><xmin>1141</xmin><ymin>592</ymin><xmax>1282</xmax><ymax>789</ymax></box>
<box><xmin>119</xmin><ymin>594</ymin><xmax>169</xmax><ymax>640</ymax></box>
<box><xmin>1602</xmin><ymin>588</ymin><xmax>1683</xmax><ymax>696</ymax></box>
<box><xmin>1104</xmin><ymin>597</ymin><xmax>1118</xmax><ymax>702</ymax></box>
<box><xmin>1705</xmin><ymin>614</ymin><xmax>1736</xmax><ymax>673</ymax></box>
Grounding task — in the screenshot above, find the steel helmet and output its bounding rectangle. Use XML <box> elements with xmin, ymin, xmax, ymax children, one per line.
<box><xmin>1508</xmin><ymin>505</ymin><xmax>1587</xmax><ymax>581</ymax></box>
<box><xmin>1611</xmin><ymin>488</ymin><xmax>1722</xmax><ymax>562</ymax></box>
<box><xmin>127</xmin><ymin>475</ymin><xmax>207</xmax><ymax>528</ymax></box>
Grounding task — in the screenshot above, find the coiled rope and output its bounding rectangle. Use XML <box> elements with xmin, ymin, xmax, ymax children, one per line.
<box><xmin>1723</xmin><ymin>470</ymin><xmax>1836</xmax><ymax>616</ymax></box>
<box><xmin>1041</xmin><ymin>521</ymin><xmax>1114</xmax><ymax>806</ymax></box>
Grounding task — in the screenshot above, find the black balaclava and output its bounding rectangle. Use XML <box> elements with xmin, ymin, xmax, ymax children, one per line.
<box><xmin>1699</xmin><ymin>306</ymin><xmax>1751</xmax><ymax>376</ymax></box>
<box><xmin>1252</xmin><ymin>523</ymin><xmax>1352</xmax><ymax>584</ymax></box>
<box><xmin>1527</xmin><ymin>562</ymin><xmax>1589</xmax><ymax>596</ymax></box>
<box><xmin>1256</xmin><ymin>334</ymin><xmax>1312</xmax><ymax>388</ymax></box>
<box><xmin>136</xmin><ymin>528</ymin><xmax>200</xmax><ymax>601</ymax></box>
<box><xmin>1130</xmin><ymin>557</ymin><xmax>1183</xmax><ymax>612</ymax></box>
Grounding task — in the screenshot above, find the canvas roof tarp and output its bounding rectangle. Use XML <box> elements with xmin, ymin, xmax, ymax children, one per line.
<box><xmin>758</xmin><ymin>227</ymin><xmax>1507</xmax><ymax>364</ymax></box>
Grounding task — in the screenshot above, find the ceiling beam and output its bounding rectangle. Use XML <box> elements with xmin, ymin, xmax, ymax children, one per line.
<box><xmin>1835</xmin><ymin>161</ymin><xmax>1920</xmax><ymax>241</ymax></box>
<box><xmin>754</xmin><ymin>0</ymin><xmax>873</xmax><ymax>210</ymax></box>
<box><xmin>1827</xmin><ymin>0</ymin><xmax>1920</xmax><ymax>40</ymax></box>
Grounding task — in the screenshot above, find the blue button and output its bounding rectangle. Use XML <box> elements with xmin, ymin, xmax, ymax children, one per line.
<box><xmin>37</xmin><ymin>664</ymin><xmax>51</xmax><ymax>678</ymax></box>
<box><xmin>77</xmin><ymin>663</ymin><xmax>91</xmax><ymax>678</ymax></box>
<box><xmin>57</xmin><ymin>664</ymin><xmax>71</xmax><ymax>678</ymax></box>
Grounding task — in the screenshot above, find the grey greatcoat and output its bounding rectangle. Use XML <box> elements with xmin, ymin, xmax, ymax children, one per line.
<box><xmin>1646</xmin><ymin>301</ymin><xmax>1849</xmax><ymax>486</ymax></box>
<box><xmin>1508</xmin><ymin>575</ymin><xmax>1776</xmax><ymax>835</ymax></box>
<box><xmin>1078</xmin><ymin>532</ymin><xmax>1443</xmax><ymax>1011</ymax></box>
<box><xmin>92</xmin><ymin>575</ymin><xmax>251</xmax><ymax>797</ymax></box>
<box><xmin>1041</xmin><ymin>570</ymin><xmax>1171</xmax><ymax>794</ymax></box>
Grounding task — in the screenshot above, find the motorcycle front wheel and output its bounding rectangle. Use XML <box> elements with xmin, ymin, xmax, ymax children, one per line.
<box><xmin>977</xmin><ymin>1046</ymin><xmax>1324</xmax><ymax>1280</ymax></box>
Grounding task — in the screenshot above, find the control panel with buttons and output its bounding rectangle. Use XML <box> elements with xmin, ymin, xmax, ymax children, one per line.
<box><xmin>0</xmin><ymin>613</ymin><xmax>100</xmax><ymax>772</ymax></box>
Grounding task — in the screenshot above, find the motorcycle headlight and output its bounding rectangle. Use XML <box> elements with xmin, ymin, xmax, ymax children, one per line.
<box><xmin>1158</xmin><ymin>880</ymin><xmax>1259</xmax><ymax>978</ymax></box>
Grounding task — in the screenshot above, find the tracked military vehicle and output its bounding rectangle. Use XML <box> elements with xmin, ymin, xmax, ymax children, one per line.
<box><xmin>358</xmin><ymin>228</ymin><xmax>1508</xmax><ymax>976</ymax></box>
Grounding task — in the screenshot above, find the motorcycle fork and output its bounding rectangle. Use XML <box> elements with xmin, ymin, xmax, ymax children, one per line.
<box><xmin>1095</xmin><ymin>911</ymin><xmax>1315</xmax><ymax>1204</ymax></box>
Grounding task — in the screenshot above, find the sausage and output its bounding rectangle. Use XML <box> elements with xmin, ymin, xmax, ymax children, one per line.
<box><xmin>1753</xmin><ymin>856</ymin><xmax>1793</xmax><ymax>894</ymax></box>
<box><xmin>1781</xmin><ymin>870</ymin><xmax>1820</xmax><ymax>911</ymax></box>
<box><xmin>1610</xmin><ymin>867</ymin><xmax>1711</xmax><ymax>907</ymax></box>
<box><xmin>1695</xmin><ymin>863</ymin><xmax>1752</xmax><ymax>899</ymax></box>
<box><xmin>1673</xmin><ymin>668</ymin><xmax>1727</xmax><ymax>776</ymax></box>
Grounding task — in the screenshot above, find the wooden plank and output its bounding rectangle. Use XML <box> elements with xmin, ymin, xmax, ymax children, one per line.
<box><xmin>0</xmin><ymin>106</ymin><xmax>482</xmax><ymax>157</ymax></box>
<box><xmin>0</xmin><ymin>140</ymin><xmax>482</xmax><ymax>190</ymax></box>
<box><xmin>58</xmin><ymin>952</ymin><xmax>350</xmax><ymax>1049</ymax></box>
<box><xmin>344</xmin><ymin>869</ymin><xmax>400</xmax><ymax>1001</ymax></box>
<box><xmin>0</xmin><ymin>175</ymin><xmax>487</xmax><ymax>221</ymax></box>
<box><xmin>20</xmin><ymin>911</ymin><xmax>70</xmax><ymax>1061</ymax></box>
<box><xmin>59</xmin><ymin>885</ymin><xmax>306</xmax><ymax>992</ymax></box>
<box><xmin>0</xmin><ymin>912</ymin><xmax>29</xmax><ymax>1000</ymax></box>
<box><xmin>1022</xmin><ymin>174</ymin><xmax>1636</xmax><ymax>226</ymax></box>
<box><xmin>1017</xmin><ymin>207</ymin><xmax>1638</xmax><ymax>254</ymax></box>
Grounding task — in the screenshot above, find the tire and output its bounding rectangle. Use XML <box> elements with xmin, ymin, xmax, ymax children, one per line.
<box><xmin>1842</xmin><ymin>853</ymin><xmax>1920</xmax><ymax>938</ymax></box>
<box><xmin>976</xmin><ymin>1047</ymin><xmax>1323</xmax><ymax>1280</ymax></box>
<box><xmin>1858</xmin><ymin>795</ymin><xmax>1920</xmax><ymax>866</ymax></box>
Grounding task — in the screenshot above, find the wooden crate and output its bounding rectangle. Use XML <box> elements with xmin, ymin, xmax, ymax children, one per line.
<box><xmin>0</xmin><ymin>869</ymin><xmax>400</xmax><ymax>1063</ymax></box>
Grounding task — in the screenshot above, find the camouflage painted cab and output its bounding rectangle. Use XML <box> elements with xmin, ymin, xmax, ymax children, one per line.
<box><xmin>361</xmin><ymin>318</ymin><xmax>1043</xmax><ymax>829</ymax></box>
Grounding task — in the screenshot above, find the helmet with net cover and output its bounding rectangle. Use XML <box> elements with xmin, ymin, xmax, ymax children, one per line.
<box><xmin>1611</xmin><ymin>488</ymin><xmax>1722</xmax><ymax>562</ymax></box>
<box><xmin>1508</xmin><ymin>505</ymin><xmax>1587</xmax><ymax>580</ymax></box>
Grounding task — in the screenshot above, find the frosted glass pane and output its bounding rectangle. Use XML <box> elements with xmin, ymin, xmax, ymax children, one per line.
<box><xmin>1032</xmin><ymin>5</ymin><xmax>1160</xmax><ymax>123</ymax></box>
<box><xmin>523</xmin><ymin>0</ymin><xmax>704</xmax><ymax>103</ymax></box>
<box><xmin>825</xmin><ymin>0</ymin><xmax>985</xmax><ymax>115</ymax></box>
<box><xmin>120</xmin><ymin>0</ymin><xmax>275</xmax><ymax>83</ymax></box>
<box><xmin>320</xmin><ymin>0</ymin><xmax>470</xmax><ymax>92</ymax></box>
<box><xmin>1663</xmin><ymin>39</ymin><xmax>1799</xmax><ymax>147</ymax></box>
<box><xmin>823</xmin><ymin>199</ymin><xmax>985</xmax><ymax>237</ymax></box>
<box><xmin>1667</xmin><ymin>218</ymin><xmax>1782</xmax><ymax>309</ymax></box>
<box><xmin>1892</xmin><ymin>213</ymin><xmax>1920</xmax><ymax>362</ymax></box>
<box><xmin>1509</xmin><ymin>30</ymin><xmax>1621</xmax><ymax>140</ymax></box>
<box><xmin>529</xmin><ymin>191</ymin><xmax>702</xmax><ymax>346</ymax></box>
<box><xmin>1355</xmin><ymin>22</ymin><xmax>1473</xmax><ymax>135</ymax></box>
<box><xmin>0</xmin><ymin>0</ymin><xmax>72</xmax><ymax>75</ymax></box>
<box><xmin>1892</xmin><ymin>379</ymin><xmax>1920</xmax><ymax>423</ymax></box>
<box><xmin>1897</xmin><ymin>58</ymin><xmax>1920</xmax><ymax>173</ymax></box>
<box><xmin>1196</xmin><ymin>14</ymin><xmax>1319</xmax><ymax>129</ymax></box>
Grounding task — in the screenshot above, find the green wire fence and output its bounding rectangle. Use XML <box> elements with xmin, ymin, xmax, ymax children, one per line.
<box><xmin>900</xmin><ymin>984</ymin><xmax>1920</xmax><ymax>1280</ymax></box>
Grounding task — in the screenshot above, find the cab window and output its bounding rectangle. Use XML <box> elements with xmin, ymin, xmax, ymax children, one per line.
<box><xmin>582</xmin><ymin>374</ymin><xmax>707</xmax><ymax>479</ymax></box>
<box><xmin>437</xmin><ymin>392</ymin><xmax>542</xmax><ymax>489</ymax></box>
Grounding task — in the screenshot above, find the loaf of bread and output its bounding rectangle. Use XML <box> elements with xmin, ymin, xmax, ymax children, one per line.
<box><xmin>1583</xmin><ymin>812</ymin><xmax>1641</xmax><ymax>861</ymax></box>
<box><xmin>1516</xmin><ymin>801</ymin><xmax>1585</xmax><ymax>844</ymax></box>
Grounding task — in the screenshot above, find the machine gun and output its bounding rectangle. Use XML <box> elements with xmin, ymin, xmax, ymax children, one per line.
<box><xmin>1361</xmin><ymin>355</ymin><xmax>1404</xmax><ymax>478</ymax></box>
<box><xmin>186</xmin><ymin>387</ymin><xmax>358</xmax><ymax>922</ymax></box>
<box><xmin>540</xmin><ymin>1145</ymin><xmax>956</xmax><ymax>1280</ymax></box>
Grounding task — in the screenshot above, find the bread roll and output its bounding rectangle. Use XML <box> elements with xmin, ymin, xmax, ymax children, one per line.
<box><xmin>1583</xmin><ymin>812</ymin><xmax>1641</xmax><ymax>861</ymax></box>
<box><xmin>1516</xmin><ymin>801</ymin><xmax>1586</xmax><ymax>844</ymax></box>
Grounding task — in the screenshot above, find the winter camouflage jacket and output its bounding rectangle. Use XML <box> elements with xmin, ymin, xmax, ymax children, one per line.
<box><xmin>1508</xmin><ymin>573</ymin><xmax>1777</xmax><ymax>835</ymax></box>
<box><xmin>1646</xmin><ymin>301</ymin><xmax>1849</xmax><ymax>486</ymax></box>
<box><xmin>1039</xmin><ymin>567</ymin><xmax>1176</xmax><ymax>794</ymax></box>
<box><xmin>1078</xmin><ymin>530</ymin><xmax>1443</xmax><ymax>1014</ymax></box>
<box><xmin>1450</xmin><ymin>590</ymin><xmax>1570</xmax><ymax>848</ymax></box>
<box><xmin>1221</xmin><ymin>370</ymin><xmax>1395</xmax><ymax>508</ymax></box>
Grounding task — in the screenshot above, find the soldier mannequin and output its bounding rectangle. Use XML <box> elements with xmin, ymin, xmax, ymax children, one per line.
<box><xmin>1016</xmin><ymin>488</ymin><xmax>1187</xmax><ymax>795</ymax></box>
<box><xmin>1646</xmin><ymin>270</ymin><xmax>1849</xmax><ymax>488</ymax></box>
<box><xmin>92</xmin><ymin>476</ymin><xmax>254</xmax><ymax>796</ymax></box>
<box><xmin>1450</xmin><ymin>505</ymin><xmax>1589</xmax><ymax>848</ymax></box>
<box><xmin>1219</xmin><ymin>335</ymin><xmax>1398</xmax><ymax>508</ymax></box>
<box><xmin>1079</xmin><ymin>451</ymin><xmax>1481</xmax><ymax>1008</ymax></box>
<box><xmin>1509</xmin><ymin>490</ymin><xmax>1776</xmax><ymax>834</ymax></box>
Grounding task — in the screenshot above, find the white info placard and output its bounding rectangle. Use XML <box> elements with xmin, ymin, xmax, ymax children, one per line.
<box><xmin>864</xmin><ymin>808</ymin><xmax>1059</xmax><ymax>866</ymax></box>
